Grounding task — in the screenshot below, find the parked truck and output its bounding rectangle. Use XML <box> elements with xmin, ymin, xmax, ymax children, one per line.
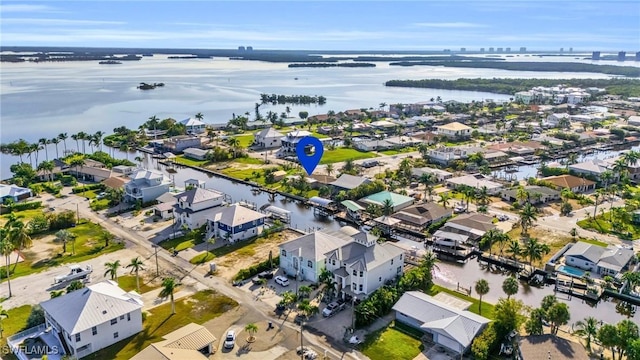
<box><xmin>54</xmin><ymin>265</ymin><xmax>93</xmax><ymax>284</ymax></box>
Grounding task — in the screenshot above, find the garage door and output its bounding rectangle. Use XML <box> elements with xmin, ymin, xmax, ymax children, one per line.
<box><xmin>437</xmin><ymin>333</ymin><xmax>460</xmax><ymax>353</ymax></box>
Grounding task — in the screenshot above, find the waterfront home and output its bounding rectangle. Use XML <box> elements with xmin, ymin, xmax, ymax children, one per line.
<box><xmin>541</xmin><ymin>174</ymin><xmax>596</xmax><ymax>193</ymax></box>
<box><xmin>279</xmin><ymin>230</ymin><xmax>352</xmax><ymax>283</ymax></box>
<box><xmin>174</xmin><ymin>187</ymin><xmax>225</xmax><ymax>230</ymax></box>
<box><xmin>445</xmin><ymin>174</ymin><xmax>503</xmax><ymax>195</ymax></box>
<box><xmin>393</xmin><ymin>291</ymin><xmax>490</xmax><ymax>355</ymax></box>
<box><xmin>179</xmin><ymin>117</ymin><xmax>206</xmax><ymax>134</ymax></box>
<box><xmin>330</xmin><ymin>174</ymin><xmax>371</xmax><ymax>192</ymax></box>
<box><xmin>440</xmin><ymin>213</ymin><xmax>496</xmax><ymax>242</ymax></box>
<box><xmin>124</xmin><ymin>169</ymin><xmax>172</xmax><ymax>203</ymax></box>
<box><xmin>500</xmin><ymin>185</ymin><xmax>560</xmax><ymax>204</ymax></box>
<box><xmin>112</xmin><ymin>165</ymin><xmax>135</xmax><ymax>176</ymax></box>
<box><xmin>102</xmin><ymin>176</ymin><xmax>130</xmax><ymax>191</ymax></box>
<box><xmin>411</xmin><ymin>167</ymin><xmax>453</xmax><ymax>182</ymax></box>
<box><xmin>324</xmin><ymin>230</ymin><xmax>404</xmax><ymax>297</ymax></box>
<box><xmin>384</xmin><ymin>136</ymin><xmax>422</xmax><ymax>147</ymax></box>
<box><xmin>183</xmin><ymin>147</ymin><xmax>209</xmax><ymax>161</ymax></box>
<box><xmin>341</xmin><ymin>200</ymin><xmax>365</xmax><ymax>221</ymax></box>
<box><xmin>435</xmin><ymin>122</ymin><xmax>472</xmax><ymax>139</ymax></box>
<box><xmin>487</xmin><ymin>141</ymin><xmax>544</xmax><ymax>156</ymax></box>
<box><xmin>161</xmin><ymin>135</ymin><xmax>203</xmax><ymax>153</ymax></box>
<box><xmin>39</xmin><ymin>280</ymin><xmax>142</xmax><ymax>359</ymax></box>
<box><xmin>482</xmin><ymin>150</ymin><xmax>511</xmax><ymax>165</ymax></box>
<box><xmin>354</xmin><ymin>139</ymin><xmax>394</xmax><ymax>151</ymax></box>
<box><xmin>360</xmin><ymin>191</ymin><xmax>414</xmax><ymax>212</ymax></box>
<box><xmin>206</xmin><ymin>204</ymin><xmax>266</xmax><ymax>243</ymax></box>
<box><xmin>278</xmin><ymin>130</ymin><xmax>312</xmax><ymax>156</ymax></box>
<box><xmin>74</xmin><ymin>165</ymin><xmax>114</xmax><ymax>182</ymax></box>
<box><xmin>519</xmin><ymin>335</ymin><xmax>589</xmax><ymax>360</ymax></box>
<box><xmin>131</xmin><ymin>323</ymin><xmax>216</xmax><ymax>360</ymax></box>
<box><xmin>391</xmin><ymin>203</ymin><xmax>452</xmax><ymax>230</ymax></box>
<box><xmin>0</xmin><ymin>184</ymin><xmax>32</xmax><ymax>203</ymax></box>
<box><xmin>564</xmin><ymin>242</ymin><xmax>635</xmax><ymax>276</ymax></box>
<box><xmin>427</xmin><ymin>146</ymin><xmax>484</xmax><ymax>165</ymax></box>
<box><xmin>545</xmin><ymin>113</ymin><xmax>571</xmax><ymax>128</ymax></box>
<box><xmin>568</xmin><ymin>159</ymin><xmax>612</xmax><ymax>181</ymax></box>
<box><xmin>253</xmin><ymin>127</ymin><xmax>283</xmax><ymax>149</ymax></box>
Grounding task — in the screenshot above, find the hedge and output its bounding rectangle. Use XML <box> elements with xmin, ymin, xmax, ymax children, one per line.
<box><xmin>72</xmin><ymin>183</ymin><xmax>105</xmax><ymax>194</ymax></box>
<box><xmin>233</xmin><ymin>256</ymin><xmax>280</xmax><ymax>281</ymax></box>
<box><xmin>4</xmin><ymin>201</ymin><xmax>42</xmax><ymax>212</ymax></box>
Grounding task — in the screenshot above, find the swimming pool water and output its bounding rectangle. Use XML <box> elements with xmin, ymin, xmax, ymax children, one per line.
<box><xmin>558</xmin><ymin>265</ymin><xmax>585</xmax><ymax>277</ymax></box>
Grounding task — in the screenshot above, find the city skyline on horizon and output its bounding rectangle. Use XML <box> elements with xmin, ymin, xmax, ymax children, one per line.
<box><xmin>1</xmin><ymin>1</ymin><xmax>638</xmax><ymax>51</ymax></box>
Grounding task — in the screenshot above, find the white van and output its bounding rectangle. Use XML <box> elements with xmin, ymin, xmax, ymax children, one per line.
<box><xmin>275</xmin><ymin>276</ymin><xmax>290</xmax><ymax>286</ymax></box>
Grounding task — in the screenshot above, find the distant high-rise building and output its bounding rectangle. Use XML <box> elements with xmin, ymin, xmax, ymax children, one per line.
<box><xmin>592</xmin><ymin>51</ymin><xmax>601</xmax><ymax>60</ymax></box>
<box><xmin>246</xmin><ymin>46</ymin><xmax>253</xmax><ymax>51</ymax></box>
<box><xmin>636</xmin><ymin>52</ymin><xmax>640</xmax><ymax>61</ymax></box>
<box><xmin>505</xmin><ymin>47</ymin><xmax>511</xmax><ymax>52</ymax></box>
<box><xmin>569</xmin><ymin>47</ymin><xmax>573</xmax><ymax>52</ymax></box>
<box><xmin>560</xmin><ymin>48</ymin><xmax>564</xmax><ymax>52</ymax></box>
<box><xmin>497</xmin><ymin>47</ymin><xmax>503</xmax><ymax>52</ymax></box>
<box><xmin>480</xmin><ymin>48</ymin><xmax>485</xmax><ymax>52</ymax></box>
<box><xmin>460</xmin><ymin>48</ymin><xmax>466</xmax><ymax>52</ymax></box>
<box><xmin>443</xmin><ymin>49</ymin><xmax>451</xmax><ymax>52</ymax></box>
<box><xmin>238</xmin><ymin>46</ymin><xmax>246</xmax><ymax>51</ymax></box>
<box><xmin>520</xmin><ymin>47</ymin><xmax>526</xmax><ymax>52</ymax></box>
<box><xmin>618</xmin><ymin>51</ymin><xmax>626</xmax><ymax>61</ymax></box>
<box><xmin>489</xmin><ymin>47</ymin><xmax>494</xmax><ymax>52</ymax></box>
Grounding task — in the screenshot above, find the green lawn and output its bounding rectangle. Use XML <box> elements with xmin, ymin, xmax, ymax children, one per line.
<box><xmin>427</xmin><ymin>285</ymin><xmax>496</xmax><ymax>319</ymax></box>
<box><xmin>319</xmin><ymin>148</ymin><xmax>377</xmax><ymax>164</ymax></box>
<box><xmin>0</xmin><ymin>305</ymin><xmax>33</xmax><ymax>360</ymax></box>
<box><xmin>577</xmin><ymin>213</ymin><xmax>640</xmax><ymax>240</ymax></box>
<box><xmin>208</xmin><ymin>230</ymin><xmax>288</xmax><ymax>259</ymax></box>
<box><xmin>219</xmin><ymin>167</ymin><xmax>267</xmax><ymax>185</ymax></box>
<box><xmin>379</xmin><ymin>147</ymin><xmax>416</xmax><ymax>156</ymax></box>
<box><xmin>190</xmin><ymin>252</ymin><xmax>215</xmax><ymax>264</ymax></box>
<box><xmin>233</xmin><ymin>135</ymin><xmax>254</xmax><ymax>148</ymax></box>
<box><xmin>360</xmin><ymin>321</ymin><xmax>423</xmax><ymax>360</ymax></box>
<box><xmin>2</xmin><ymin>221</ymin><xmax>125</xmax><ymax>282</ymax></box>
<box><xmin>0</xmin><ymin>209</ymin><xmax>45</xmax><ymax>227</ymax></box>
<box><xmin>158</xmin><ymin>228</ymin><xmax>205</xmax><ymax>251</ymax></box>
<box><xmin>87</xmin><ymin>290</ymin><xmax>238</xmax><ymax>360</ymax></box>
<box><xmin>173</xmin><ymin>155</ymin><xmax>208</xmax><ymax>167</ymax></box>
<box><xmin>117</xmin><ymin>275</ymin><xmax>158</xmax><ymax>294</ymax></box>
<box><xmin>578</xmin><ymin>238</ymin><xmax>609</xmax><ymax>247</ymax></box>
<box><xmin>232</xmin><ymin>157</ymin><xmax>264</xmax><ymax>165</ymax></box>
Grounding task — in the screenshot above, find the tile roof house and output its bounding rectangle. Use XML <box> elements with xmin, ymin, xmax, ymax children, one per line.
<box><xmin>206</xmin><ymin>204</ymin><xmax>266</xmax><ymax>243</ymax></box>
<box><xmin>542</xmin><ymin>175</ymin><xmax>596</xmax><ymax>193</ymax></box>
<box><xmin>435</xmin><ymin>122</ymin><xmax>472</xmax><ymax>139</ymax></box>
<box><xmin>519</xmin><ymin>335</ymin><xmax>589</xmax><ymax>360</ymax></box>
<box><xmin>564</xmin><ymin>241</ymin><xmax>635</xmax><ymax>276</ymax></box>
<box><xmin>500</xmin><ymin>185</ymin><xmax>561</xmax><ymax>204</ymax></box>
<box><xmin>131</xmin><ymin>323</ymin><xmax>216</xmax><ymax>360</ymax></box>
<box><xmin>174</xmin><ymin>187</ymin><xmax>225</xmax><ymax>230</ymax></box>
<box><xmin>39</xmin><ymin>280</ymin><xmax>143</xmax><ymax>359</ymax></box>
<box><xmin>393</xmin><ymin>291</ymin><xmax>490</xmax><ymax>355</ymax></box>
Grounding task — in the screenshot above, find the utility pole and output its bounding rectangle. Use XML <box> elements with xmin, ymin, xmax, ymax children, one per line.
<box><xmin>152</xmin><ymin>244</ymin><xmax>159</xmax><ymax>277</ymax></box>
<box><xmin>76</xmin><ymin>203</ymin><xmax>80</xmax><ymax>223</ymax></box>
<box><xmin>300</xmin><ymin>321</ymin><xmax>304</xmax><ymax>360</ymax></box>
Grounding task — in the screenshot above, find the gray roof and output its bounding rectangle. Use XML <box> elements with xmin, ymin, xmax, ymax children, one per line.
<box><xmin>392</xmin><ymin>203</ymin><xmax>452</xmax><ymax>226</ymax></box>
<box><xmin>176</xmin><ymin>187</ymin><xmax>223</xmax><ymax>204</ymax></box>
<box><xmin>256</xmin><ymin>127</ymin><xmax>283</xmax><ymax>138</ymax></box>
<box><xmin>0</xmin><ymin>184</ymin><xmax>31</xmax><ymax>197</ymax></box>
<box><xmin>330</xmin><ymin>174</ymin><xmax>370</xmax><ymax>190</ymax></box>
<box><xmin>597</xmin><ymin>247</ymin><xmax>634</xmax><ymax>272</ymax></box>
<box><xmin>183</xmin><ymin>148</ymin><xmax>209</xmax><ymax>156</ymax></box>
<box><xmin>325</xmin><ymin>240</ymin><xmax>404</xmax><ymax>272</ymax></box>
<box><xmin>564</xmin><ymin>242</ymin><xmax>605</xmax><ymax>263</ymax></box>
<box><xmin>502</xmin><ymin>185</ymin><xmax>560</xmax><ymax>199</ymax></box>
<box><xmin>211</xmin><ymin>204</ymin><xmax>265</xmax><ymax>227</ymax></box>
<box><xmin>393</xmin><ymin>291</ymin><xmax>489</xmax><ymax>349</ymax></box>
<box><xmin>444</xmin><ymin>213</ymin><xmax>496</xmax><ymax>237</ymax></box>
<box><xmin>279</xmin><ymin>231</ymin><xmax>352</xmax><ymax>262</ymax></box>
<box><xmin>40</xmin><ymin>280</ymin><xmax>143</xmax><ymax>335</ymax></box>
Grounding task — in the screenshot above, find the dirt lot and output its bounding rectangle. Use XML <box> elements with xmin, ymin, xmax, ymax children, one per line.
<box><xmin>213</xmin><ymin>229</ymin><xmax>303</xmax><ymax>281</ymax></box>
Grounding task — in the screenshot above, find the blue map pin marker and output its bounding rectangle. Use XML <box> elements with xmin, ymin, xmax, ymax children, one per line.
<box><xmin>296</xmin><ymin>136</ymin><xmax>324</xmax><ymax>175</ymax></box>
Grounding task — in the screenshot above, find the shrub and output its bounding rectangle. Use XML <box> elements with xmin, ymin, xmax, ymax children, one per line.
<box><xmin>60</xmin><ymin>175</ymin><xmax>77</xmax><ymax>186</ymax></box>
<box><xmin>426</xmin><ymin>216</ymin><xmax>450</xmax><ymax>235</ymax></box>
<box><xmin>233</xmin><ymin>256</ymin><xmax>280</xmax><ymax>281</ymax></box>
<box><xmin>26</xmin><ymin>305</ymin><xmax>45</xmax><ymax>329</ymax></box>
<box><xmin>27</xmin><ymin>215</ymin><xmax>49</xmax><ymax>235</ymax></box>
<box><xmin>471</xmin><ymin>322</ymin><xmax>500</xmax><ymax>360</ymax></box>
<box><xmin>72</xmin><ymin>183</ymin><xmax>105</xmax><ymax>194</ymax></box>
<box><xmin>7</xmin><ymin>201</ymin><xmax>42</xmax><ymax>212</ymax></box>
<box><xmin>48</xmin><ymin>210</ymin><xmax>76</xmax><ymax>230</ymax></box>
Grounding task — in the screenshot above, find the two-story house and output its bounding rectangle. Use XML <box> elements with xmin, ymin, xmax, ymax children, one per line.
<box><xmin>279</xmin><ymin>231</ymin><xmax>351</xmax><ymax>283</ymax></box>
<box><xmin>277</xmin><ymin>130</ymin><xmax>312</xmax><ymax>156</ymax></box>
<box><xmin>179</xmin><ymin>117</ymin><xmax>206</xmax><ymax>134</ymax></box>
<box><xmin>39</xmin><ymin>280</ymin><xmax>143</xmax><ymax>359</ymax></box>
<box><xmin>206</xmin><ymin>204</ymin><xmax>266</xmax><ymax>243</ymax></box>
<box><xmin>254</xmin><ymin>127</ymin><xmax>283</xmax><ymax>149</ymax></box>
<box><xmin>124</xmin><ymin>169</ymin><xmax>172</xmax><ymax>203</ymax></box>
<box><xmin>324</xmin><ymin>231</ymin><xmax>405</xmax><ymax>297</ymax></box>
<box><xmin>435</xmin><ymin>122</ymin><xmax>472</xmax><ymax>139</ymax></box>
<box><xmin>174</xmin><ymin>187</ymin><xmax>225</xmax><ymax>230</ymax></box>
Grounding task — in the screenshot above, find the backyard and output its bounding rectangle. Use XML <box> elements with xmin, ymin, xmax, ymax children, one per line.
<box><xmin>0</xmin><ymin>305</ymin><xmax>33</xmax><ymax>360</ymax></box>
<box><xmin>319</xmin><ymin>148</ymin><xmax>377</xmax><ymax>164</ymax></box>
<box><xmin>577</xmin><ymin>212</ymin><xmax>640</xmax><ymax>240</ymax></box>
<box><xmin>87</xmin><ymin>290</ymin><xmax>238</xmax><ymax>360</ymax></box>
<box><xmin>427</xmin><ymin>285</ymin><xmax>496</xmax><ymax>319</ymax></box>
<box><xmin>360</xmin><ymin>321</ymin><xmax>424</xmax><ymax>360</ymax></box>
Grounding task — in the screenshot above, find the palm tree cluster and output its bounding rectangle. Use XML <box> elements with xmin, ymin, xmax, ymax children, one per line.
<box><xmin>571</xmin><ymin>318</ymin><xmax>640</xmax><ymax>360</ymax></box>
<box><xmin>0</xmin><ymin>215</ymin><xmax>34</xmax><ymax>298</ymax></box>
<box><xmin>524</xmin><ymin>295</ymin><xmax>570</xmax><ymax>336</ymax></box>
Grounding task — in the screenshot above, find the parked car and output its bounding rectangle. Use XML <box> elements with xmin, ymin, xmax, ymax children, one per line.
<box><xmin>275</xmin><ymin>276</ymin><xmax>290</xmax><ymax>286</ymax></box>
<box><xmin>252</xmin><ymin>277</ymin><xmax>263</xmax><ymax>285</ymax></box>
<box><xmin>362</xmin><ymin>160</ymin><xmax>379</xmax><ymax>168</ymax></box>
<box><xmin>497</xmin><ymin>214</ymin><xmax>510</xmax><ymax>221</ymax></box>
<box><xmin>322</xmin><ymin>301</ymin><xmax>345</xmax><ymax>317</ymax></box>
<box><xmin>223</xmin><ymin>330</ymin><xmax>236</xmax><ymax>349</ymax></box>
<box><xmin>258</xmin><ymin>270</ymin><xmax>274</xmax><ymax>279</ymax></box>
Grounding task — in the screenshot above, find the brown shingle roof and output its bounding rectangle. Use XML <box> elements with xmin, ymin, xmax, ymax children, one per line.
<box><xmin>519</xmin><ymin>335</ymin><xmax>589</xmax><ymax>360</ymax></box>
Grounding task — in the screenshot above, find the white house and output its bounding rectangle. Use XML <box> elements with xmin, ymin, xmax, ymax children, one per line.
<box><xmin>39</xmin><ymin>280</ymin><xmax>143</xmax><ymax>359</ymax></box>
<box><xmin>324</xmin><ymin>229</ymin><xmax>405</xmax><ymax>297</ymax></box>
<box><xmin>0</xmin><ymin>184</ymin><xmax>32</xmax><ymax>203</ymax></box>
<box><xmin>183</xmin><ymin>148</ymin><xmax>209</xmax><ymax>161</ymax></box>
<box><xmin>393</xmin><ymin>291</ymin><xmax>490</xmax><ymax>355</ymax></box>
<box><xmin>278</xmin><ymin>130</ymin><xmax>312</xmax><ymax>156</ymax></box>
<box><xmin>427</xmin><ymin>146</ymin><xmax>484</xmax><ymax>165</ymax></box>
<box><xmin>564</xmin><ymin>242</ymin><xmax>635</xmax><ymax>276</ymax></box>
<box><xmin>180</xmin><ymin>117</ymin><xmax>206</xmax><ymax>134</ymax></box>
<box><xmin>131</xmin><ymin>323</ymin><xmax>216</xmax><ymax>360</ymax></box>
<box><xmin>411</xmin><ymin>167</ymin><xmax>453</xmax><ymax>182</ymax></box>
<box><xmin>435</xmin><ymin>122</ymin><xmax>472</xmax><ymax>139</ymax></box>
<box><xmin>546</xmin><ymin>113</ymin><xmax>571</xmax><ymax>127</ymax></box>
<box><xmin>206</xmin><ymin>204</ymin><xmax>266</xmax><ymax>243</ymax></box>
<box><xmin>445</xmin><ymin>174</ymin><xmax>504</xmax><ymax>194</ymax></box>
<box><xmin>254</xmin><ymin>127</ymin><xmax>283</xmax><ymax>149</ymax></box>
<box><xmin>174</xmin><ymin>187</ymin><xmax>225</xmax><ymax>230</ymax></box>
<box><xmin>568</xmin><ymin>159</ymin><xmax>612</xmax><ymax>180</ymax></box>
<box><xmin>124</xmin><ymin>169</ymin><xmax>172</xmax><ymax>203</ymax></box>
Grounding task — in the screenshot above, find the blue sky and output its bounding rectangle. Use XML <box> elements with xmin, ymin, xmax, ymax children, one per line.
<box><xmin>1</xmin><ymin>1</ymin><xmax>638</xmax><ymax>51</ymax></box>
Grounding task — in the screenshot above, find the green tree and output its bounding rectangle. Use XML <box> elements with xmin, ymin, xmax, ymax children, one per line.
<box><xmin>502</xmin><ymin>276</ymin><xmax>519</xmax><ymax>299</ymax></box>
<box><xmin>573</xmin><ymin>316</ymin><xmax>599</xmax><ymax>352</ymax></box>
<box><xmin>0</xmin><ymin>232</ymin><xmax>15</xmax><ymax>298</ymax></box>
<box><xmin>546</xmin><ymin>302</ymin><xmax>570</xmax><ymax>334</ymax></box>
<box><xmin>160</xmin><ymin>277</ymin><xmax>178</xmax><ymax>315</ymax></box>
<box><xmin>507</xmin><ymin>240</ymin><xmax>522</xmax><ymax>262</ymax></box>
<box><xmin>99</xmin><ymin>230</ymin><xmax>114</xmax><ymax>247</ymax></box>
<box><xmin>104</xmin><ymin>260</ymin><xmax>121</xmax><ymax>281</ymax></box>
<box><xmin>617</xmin><ymin>319</ymin><xmax>640</xmax><ymax>360</ymax></box>
<box><xmin>474</xmin><ymin>279</ymin><xmax>489</xmax><ymax>315</ymax></box>
<box><xmin>245</xmin><ymin>323</ymin><xmax>258</xmax><ymax>342</ymax></box>
<box><xmin>518</xmin><ymin>202</ymin><xmax>538</xmax><ymax>236</ymax></box>
<box><xmin>66</xmin><ymin>280</ymin><xmax>85</xmax><ymax>293</ymax></box>
<box><xmin>522</xmin><ymin>237</ymin><xmax>550</xmax><ymax>266</ymax></box>
<box><xmin>381</xmin><ymin>199</ymin><xmax>394</xmax><ymax>216</ymax></box>
<box><xmin>7</xmin><ymin>220</ymin><xmax>32</xmax><ymax>271</ymax></box>
<box><xmin>524</xmin><ymin>308</ymin><xmax>545</xmax><ymax>335</ymax></box>
<box><xmin>598</xmin><ymin>324</ymin><xmax>620</xmax><ymax>360</ymax></box>
<box><xmin>628</xmin><ymin>338</ymin><xmax>640</xmax><ymax>360</ymax></box>
<box><xmin>438</xmin><ymin>192</ymin><xmax>452</xmax><ymax>209</ymax></box>
<box><xmin>494</xmin><ymin>298</ymin><xmax>525</xmax><ymax>335</ymax></box>
<box><xmin>126</xmin><ymin>257</ymin><xmax>145</xmax><ymax>293</ymax></box>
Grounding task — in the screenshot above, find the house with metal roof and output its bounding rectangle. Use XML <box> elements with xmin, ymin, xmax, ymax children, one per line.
<box><xmin>183</xmin><ymin>147</ymin><xmax>209</xmax><ymax>161</ymax></box>
<box><xmin>439</xmin><ymin>213</ymin><xmax>496</xmax><ymax>241</ymax></box>
<box><xmin>174</xmin><ymin>187</ymin><xmax>225</xmax><ymax>230</ymax></box>
<box><xmin>568</xmin><ymin>159</ymin><xmax>613</xmax><ymax>180</ymax></box>
<box><xmin>179</xmin><ymin>117</ymin><xmax>206</xmax><ymax>134</ymax></box>
<box><xmin>254</xmin><ymin>127</ymin><xmax>284</xmax><ymax>149</ymax></box>
<box><xmin>519</xmin><ymin>335</ymin><xmax>589</xmax><ymax>360</ymax></box>
<box><xmin>206</xmin><ymin>204</ymin><xmax>266</xmax><ymax>243</ymax></box>
<box><xmin>330</xmin><ymin>174</ymin><xmax>371</xmax><ymax>192</ymax></box>
<box><xmin>39</xmin><ymin>280</ymin><xmax>143</xmax><ymax>359</ymax></box>
<box><xmin>360</xmin><ymin>191</ymin><xmax>414</xmax><ymax>213</ymax></box>
<box><xmin>391</xmin><ymin>203</ymin><xmax>452</xmax><ymax>230</ymax></box>
<box><xmin>393</xmin><ymin>291</ymin><xmax>490</xmax><ymax>355</ymax></box>
<box><xmin>446</xmin><ymin>174</ymin><xmax>504</xmax><ymax>194</ymax></box>
<box><xmin>131</xmin><ymin>323</ymin><xmax>216</xmax><ymax>360</ymax></box>
<box><xmin>0</xmin><ymin>184</ymin><xmax>32</xmax><ymax>203</ymax></box>
<box><xmin>124</xmin><ymin>169</ymin><xmax>172</xmax><ymax>203</ymax></box>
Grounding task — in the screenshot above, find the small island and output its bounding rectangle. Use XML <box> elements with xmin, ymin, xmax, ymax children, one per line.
<box><xmin>98</xmin><ymin>60</ymin><xmax>122</xmax><ymax>65</ymax></box>
<box><xmin>287</xmin><ymin>62</ymin><xmax>376</xmax><ymax>68</ymax></box>
<box><xmin>137</xmin><ymin>82</ymin><xmax>165</xmax><ymax>90</ymax></box>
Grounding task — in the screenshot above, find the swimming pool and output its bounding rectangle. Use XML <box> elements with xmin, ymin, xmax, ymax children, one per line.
<box><xmin>558</xmin><ymin>265</ymin><xmax>585</xmax><ymax>277</ymax></box>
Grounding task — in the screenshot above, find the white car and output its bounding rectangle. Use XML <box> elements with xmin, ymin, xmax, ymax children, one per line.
<box><xmin>223</xmin><ymin>330</ymin><xmax>236</xmax><ymax>349</ymax></box>
<box><xmin>275</xmin><ymin>275</ymin><xmax>290</xmax><ymax>286</ymax></box>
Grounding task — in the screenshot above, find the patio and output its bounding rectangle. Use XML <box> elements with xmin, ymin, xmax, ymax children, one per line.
<box><xmin>7</xmin><ymin>324</ymin><xmax>66</xmax><ymax>360</ymax></box>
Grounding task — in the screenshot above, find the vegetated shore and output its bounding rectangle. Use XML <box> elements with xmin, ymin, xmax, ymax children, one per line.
<box><xmin>387</xmin><ymin>61</ymin><xmax>640</xmax><ymax>77</ymax></box>
<box><xmin>287</xmin><ymin>62</ymin><xmax>376</xmax><ymax>68</ymax></box>
<box><xmin>385</xmin><ymin>78</ymin><xmax>640</xmax><ymax>97</ymax></box>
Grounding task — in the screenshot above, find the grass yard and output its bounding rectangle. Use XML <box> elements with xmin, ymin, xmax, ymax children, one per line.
<box><xmin>173</xmin><ymin>155</ymin><xmax>208</xmax><ymax>167</ymax></box>
<box><xmin>0</xmin><ymin>209</ymin><xmax>45</xmax><ymax>227</ymax></box>
<box><xmin>379</xmin><ymin>147</ymin><xmax>416</xmax><ymax>156</ymax></box>
<box><xmin>117</xmin><ymin>275</ymin><xmax>158</xmax><ymax>294</ymax></box>
<box><xmin>578</xmin><ymin>237</ymin><xmax>608</xmax><ymax>247</ymax></box>
<box><xmin>87</xmin><ymin>290</ymin><xmax>238</xmax><ymax>360</ymax></box>
<box><xmin>158</xmin><ymin>228</ymin><xmax>205</xmax><ymax>251</ymax></box>
<box><xmin>360</xmin><ymin>321</ymin><xmax>423</xmax><ymax>360</ymax></box>
<box><xmin>505</xmin><ymin>227</ymin><xmax>573</xmax><ymax>266</ymax></box>
<box><xmin>219</xmin><ymin>167</ymin><xmax>267</xmax><ymax>185</ymax></box>
<box><xmin>577</xmin><ymin>212</ymin><xmax>640</xmax><ymax>240</ymax></box>
<box><xmin>319</xmin><ymin>148</ymin><xmax>377</xmax><ymax>164</ymax></box>
<box><xmin>0</xmin><ymin>305</ymin><xmax>33</xmax><ymax>360</ymax></box>
<box><xmin>190</xmin><ymin>252</ymin><xmax>215</xmax><ymax>264</ymax></box>
<box><xmin>232</xmin><ymin>157</ymin><xmax>264</xmax><ymax>165</ymax></box>
<box><xmin>233</xmin><ymin>135</ymin><xmax>255</xmax><ymax>148</ymax></box>
<box><xmin>427</xmin><ymin>285</ymin><xmax>496</xmax><ymax>319</ymax></box>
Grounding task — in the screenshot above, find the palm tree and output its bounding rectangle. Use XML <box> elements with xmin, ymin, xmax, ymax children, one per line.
<box><xmin>126</xmin><ymin>257</ymin><xmax>145</xmax><ymax>293</ymax></box>
<box><xmin>475</xmin><ymin>279</ymin><xmax>490</xmax><ymax>315</ymax></box>
<box><xmin>502</xmin><ymin>276</ymin><xmax>519</xmax><ymax>299</ymax></box>
<box><xmin>66</xmin><ymin>280</ymin><xmax>85</xmax><ymax>293</ymax></box>
<box><xmin>55</xmin><ymin>229</ymin><xmax>73</xmax><ymax>253</ymax></box>
<box><xmin>573</xmin><ymin>316</ymin><xmax>599</xmax><ymax>352</ymax></box>
<box><xmin>104</xmin><ymin>260</ymin><xmax>121</xmax><ymax>281</ymax></box>
<box><xmin>38</xmin><ymin>160</ymin><xmax>55</xmax><ymax>182</ymax></box>
<box><xmin>71</xmin><ymin>133</ymin><xmax>80</xmax><ymax>152</ymax></box>
<box><xmin>51</xmin><ymin>137</ymin><xmax>60</xmax><ymax>159</ymax></box>
<box><xmin>522</xmin><ymin>237</ymin><xmax>549</xmax><ymax>266</ymax></box>
<box><xmin>621</xmin><ymin>150</ymin><xmax>640</xmax><ymax>167</ymax></box>
<box><xmin>298</xmin><ymin>285</ymin><xmax>312</xmax><ymax>299</ymax></box>
<box><xmin>94</xmin><ymin>131</ymin><xmax>105</xmax><ymax>152</ymax></box>
<box><xmin>438</xmin><ymin>192</ymin><xmax>452</xmax><ymax>209</ymax></box>
<box><xmin>419</xmin><ymin>173</ymin><xmax>436</xmax><ymax>201</ymax></box>
<box><xmin>7</xmin><ymin>221</ymin><xmax>32</xmax><ymax>271</ymax></box>
<box><xmin>99</xmin><ymin>230</ymin><xmax>114</xmax><ymax>247</ymax></box>
<box><xmin>58</xmin><ymin>133</ymin><xmax>68</xmax><ymax>154</ymax></box>
<box><xmin>227</xmin><ymin>137</ymin><xmax>240</xmax><ymax>158</ymax></box>
<box><xmin>325</xmin><ymin>163</ymin><xmax>334</xmax><ymax>177</ymax></box>
<box><xmin>0</xmin><ymin>306</ymin><xmax>8</xmax><ymax>338</ymax></box>
<box><xmin>381</xmin><ymin>199</ymin><xmax>394</xmax><ymax>216</ymax></box>
<box><xmin>507</xmin><ymin>240</ymin><xmax>522</xmax><ymax>261</ymax></box>
<box><xmin>0</xmin><ymin>231</ymin><xmax>14</xmax><ymax>298</ymax></box>
<box><xmin>38</xmin><ymin>138</ymin><xmax>50</xmax><ymax>162</ymax></box>
<box><xmin>160</xmin><ymin>277</ymin><xmax>178</xmax><ymax>314</ymax></box>
<box><xmin>245</xmin><ymin>323</ymin><xmax>258</xmax><ymax>342</ymax></box>
<box><xmin>195</xmin><ymin>112</ymin><xmax>204</xmax><ymax>121</ymax></box>
<box><xmin>77</xmin><ymin>131</ymin><xmax>88</xmax><ymax>153</ymax></box>
<box><xmin>481</xmin><ymin>229</ymin><xmax>504</xmax><ymax>256</ymax></box>
<box><xmin>519</xmin><ymin>203</ymin><xmax>538</xmax><ymax>236</ymax></box>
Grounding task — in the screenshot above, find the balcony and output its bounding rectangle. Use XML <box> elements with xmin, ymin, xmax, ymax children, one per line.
<box><xmin>7</xmin><ymin>324</ymin><xmax>66</xmax><ymax>360</ymax></box>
